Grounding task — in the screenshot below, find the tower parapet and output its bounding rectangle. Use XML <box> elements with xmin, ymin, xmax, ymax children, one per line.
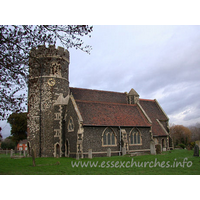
<box><xmin>29</xmin><ymin>45</ymin><xmax>69</xmax><ymax>79</ymax></box>
<box><xmin>30</xmin><ymin>45</ymin><xmax>69</xmax><ymax>61</ymax></box>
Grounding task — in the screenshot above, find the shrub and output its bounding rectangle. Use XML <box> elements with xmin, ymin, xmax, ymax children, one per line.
<box><xmin>186</xmin><ymin>142</ymin><xmax>195</xmax><ymax>150</ymax></box>
<box><xmin>190</xmin><ymin>142</ymin><xmax>195</xmax><ymax>148</ymax></box>
<box><xmin>179</xmin><ymin>143</ymin><xmax>186</xmax><ymax>149</ymax></box>
<box><xmin>1</xmin><ymin>137</ymin><xmax>16</xmax><ymax>150</ymax></box>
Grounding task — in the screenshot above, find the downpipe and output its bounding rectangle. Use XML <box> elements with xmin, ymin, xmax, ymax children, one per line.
<box><xmin>119</xmin><ymin>126</ymin><xmax>122</xmax><ymax>156</ymax></box>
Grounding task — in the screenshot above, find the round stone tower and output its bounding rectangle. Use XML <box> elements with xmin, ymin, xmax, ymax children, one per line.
<box><xmin>27</xmin><ymin>45</ymin><xmax>70</xmax><ymax>157</ymax></box>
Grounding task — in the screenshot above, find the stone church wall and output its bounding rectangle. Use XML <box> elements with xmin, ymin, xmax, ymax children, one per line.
<box><xmin>81</xmin><ymin>126</ymin><xmax>151</xmax><ymax>157</ymax></box>
<box><xmin>127</xmin><ymin>127</ymin><xmax>151</xmax><ymax>151</ymax></box>
<box><xmin>65</xmin><ymin>98</ymin><xmax>79</xmax><ymax>155</ymax></box>
<box><xmin>82</xmin><ymin>126</ymin><xmax>120</xmax><ymax>156</ymax></box>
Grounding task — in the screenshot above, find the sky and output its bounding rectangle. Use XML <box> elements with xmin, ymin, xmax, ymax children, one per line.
<box><xmin>69</xmin><ymin>25</ymin><xmax>200</xmax><ymax>127</ymax></box>
<box><xmin>1</xmin><ymin>25</ymin><xmax>200</xmax><ymax>138</ymax></box>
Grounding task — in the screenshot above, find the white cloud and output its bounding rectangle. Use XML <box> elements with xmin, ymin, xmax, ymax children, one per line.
<box><xmin>69</xmin><ymin>25</ymin><xmax>200</xmax><ymax>126</ymax></box>
<box><xmin>0</xmin><ymin>121</ymin><xmax>11</xmax><ymax>139</ymax></box>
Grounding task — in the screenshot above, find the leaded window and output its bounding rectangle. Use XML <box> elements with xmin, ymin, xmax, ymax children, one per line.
<box><xmin>102</xmin><ymin>128</ymin><xmax>116</xmax><ymax>146</ymax></box>
<box><xmin>130</xmin><ymin>128</ymin><xmax>142</xmax><ymax>145</ymax></box>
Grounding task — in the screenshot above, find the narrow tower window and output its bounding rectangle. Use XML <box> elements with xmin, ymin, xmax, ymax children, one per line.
<box><xmin>68</xmin><ymin>117</ymin><xmax>74</xmax><ymax>132</ymax></box>
<box><xmin>50</xmin><ymin>62</ymin><xmax>61</xmax><ymax>77</ymax></box>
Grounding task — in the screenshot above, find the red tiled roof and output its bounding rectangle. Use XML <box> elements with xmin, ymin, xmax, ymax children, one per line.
<box><xmin>75</xmin><ymin>100</ymin><xmax>151</xmax><ymax>127</ymax></box>
<box><xmin>139</xmin><ymin>99</ymin><xmax>168</xmax><ymax>136</ymax></box>
<box><xmin>70</xmin><ymin>87</ymin><xmax>169</xmax><ymax>134</ymax></box>
<box><xmin>153</xmin><ymin>120</ymin><xmax>168</xmax><ymax>136</ymax></box>
<box><xmin>70</xmin><ymin>87</ymin><xmax>127</xmax><ymax>104</ymax></box>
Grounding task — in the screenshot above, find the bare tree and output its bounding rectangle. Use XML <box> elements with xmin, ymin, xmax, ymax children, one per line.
<box><xmin>188</xmin><ymin>123</ymin><xmax>200</xmax><ymax>141</ymax></box>
<box><xmin>170</xmin><ymin>125</ymin><xmax>192</xmax><ymax>146</ymax></box>
<box><xmin>0</xmin><ymin>127</ymin><xmax>2</xmax><ymax>142</ymax></box>
<box><xmin>0</xmin><ymin>25</ymin><xmax>93</xmax><ymax>119</ymax></box>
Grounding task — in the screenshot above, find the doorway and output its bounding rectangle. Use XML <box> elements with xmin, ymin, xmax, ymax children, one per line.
<box><xmin>66</xmin><ymin>140</ymin><xmax>69</xmax><ymax>157</ymax></box>
<box><xmin>56</xmin><ymin>144</ymin><xmax>60</xmax><ymax>158</ymax></box>
<box><xmin>27</xmin><ymin>142</ymin><xmax>30</xmax><ymax>156</ymax></box>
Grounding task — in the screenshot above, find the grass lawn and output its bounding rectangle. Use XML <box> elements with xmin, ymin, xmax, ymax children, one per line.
<box><xmin>0</xmin><ymin>149</ymin><xmax>200</xmax><ymax>175</ymax></box>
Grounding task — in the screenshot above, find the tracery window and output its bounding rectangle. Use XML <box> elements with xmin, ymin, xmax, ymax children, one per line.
<box><xmin>130</xmin><ymin>128</ymin><xmax>142</xmax><ymax>145</ymax></box>
<box><xmin>102</xmin><ymin>127</ymin><xmax>116</xmax><ymax>146</ymax></box>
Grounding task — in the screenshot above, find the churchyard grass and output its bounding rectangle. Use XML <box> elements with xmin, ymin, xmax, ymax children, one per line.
<box><xmin>0</xmin><ymin>149</ymin><xmax>199</xmax><ymax>175</ymax></box>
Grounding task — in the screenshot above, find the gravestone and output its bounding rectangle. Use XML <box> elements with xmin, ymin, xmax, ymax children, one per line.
<box><xmin>193</xmin><ymin>145</ymin><xmax>199</xmax><ymax>157</ymax></box>
<box><xmin>107</xmin><ymin>148</ymin><xmax>111</xmax><ymax>157</ymax></box>
<box><xmin>195</xmin><ymin>140</ymin><xmax>200</xmax><ymax>148</ymax></box>
<box><xmin>122</xmin><ymin>147</ymin><xmax>126</xmax><ymax>156</ymax></box>
<box><xmin>155</xmin><ymin>144</ymin><xmax>162</xmax><ymax>154</ymax></box>
<box><xmin>76</xmin><ymin>153</ymin><xmax>79</xmax><ymax>160</ymax></box>
<box><xmin>10</xmin><ymin>149</ymin><xmax>13</xmax><ymax>157</ymax></box>
<box><xmin>88</xmin><ymin>149</ymin><xmax>92</xmax><ymax>159</ymax></box>
<box><xmin>130</xmin><ymin>152</ymin><xmax>138</xmax><ymax>157</ymax></box>
<box><xmin>150</xmin><ymin>141</ymin><xmax>156</xmax><ymax>155</ymax></box>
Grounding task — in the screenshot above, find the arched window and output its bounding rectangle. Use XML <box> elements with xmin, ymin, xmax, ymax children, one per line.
<box><xmin>102</xmin><ymin>127</ymin><xmax>116</xmax><ymax>146</ymax></box>
<box><xmin>130</xmin><ymin>128</ymin><xmax>142</xmax><ymax>145</ymax></box>
<box><xmin>68</xmin><ymin>117</ymin><xmax>74</xmax><ymax>132</ymax></box>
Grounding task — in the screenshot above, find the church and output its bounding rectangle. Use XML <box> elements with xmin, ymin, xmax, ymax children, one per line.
<box><xmin>27</xmin><ymin>45</ymin><xmax>172</xmax><ymax>158</ymax></box>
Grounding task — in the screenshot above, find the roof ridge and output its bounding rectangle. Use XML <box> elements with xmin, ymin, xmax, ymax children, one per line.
<box><xmin>70</xmin><ymin>87</ymin><xmax>126</xmax><ymax>95</ymax></box>
<box><xmin>139</xmin><ymin>98</ymin><xmax>155</xmax><ymax>102</ymax></box>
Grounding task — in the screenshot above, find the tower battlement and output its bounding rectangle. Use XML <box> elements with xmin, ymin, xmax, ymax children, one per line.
<box><xmin>29</xmin><ymin>45</ymin><xmax>70</xmax><ymax>78</ymax></box>
<box><xmin>30</xmin><ymin>45</ymin><xmax>69</xmax><ymax>62</ymax></box>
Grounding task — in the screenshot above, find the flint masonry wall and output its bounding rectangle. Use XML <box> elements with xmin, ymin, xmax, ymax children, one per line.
<box><xmin>27</xmin><ymin>45</ymin><xmax>69</xmax><ymax>157</ymax></box>
<box><xmin>65</xmin><ymin>98</ymin><xmax>79</xmax><ymax>157</ymax></box>
<box><xmin>82</xmin><ymin>127</ymin><xmax>120</xmax><ymax>157</ymax></box>
<box><xmin>82</xmin><ymin>126</ymin><xmax>151</xmax><ymax>157</ymax></box>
